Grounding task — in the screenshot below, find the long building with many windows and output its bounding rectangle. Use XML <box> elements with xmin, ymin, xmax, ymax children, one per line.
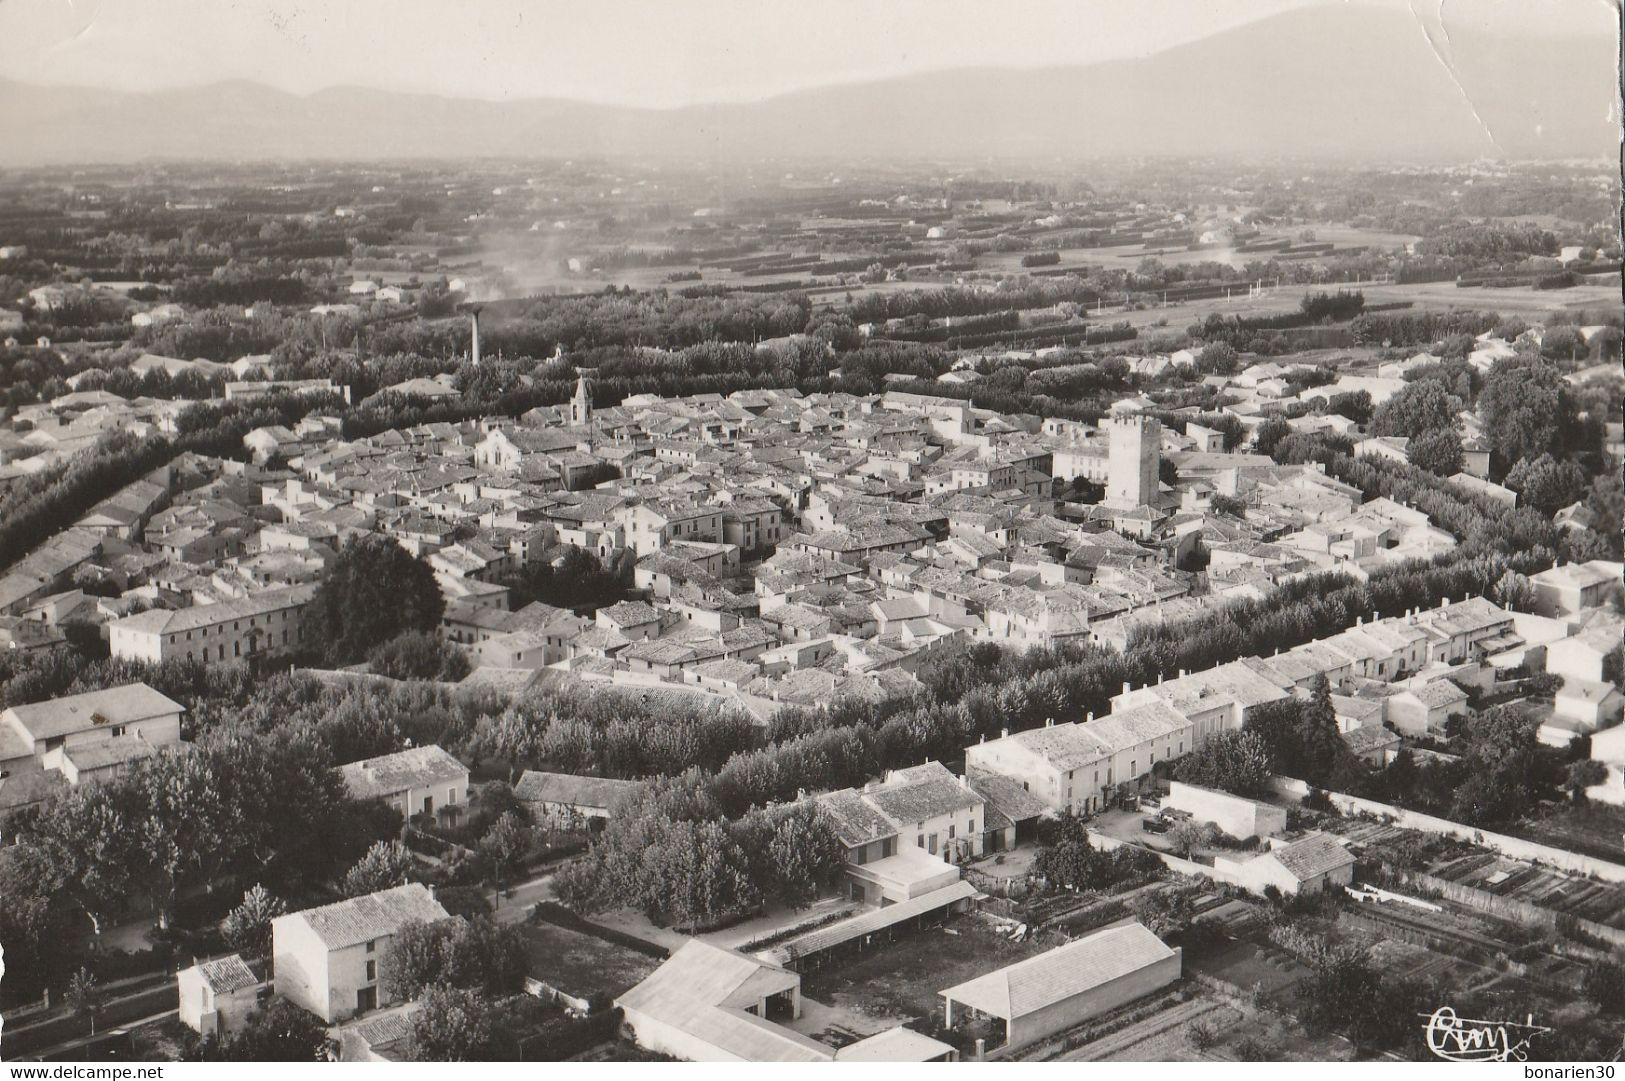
<box><xmin>107</xmin><ymin>584</ymin><xmax>317</xmax><ymax>665</ymax></box>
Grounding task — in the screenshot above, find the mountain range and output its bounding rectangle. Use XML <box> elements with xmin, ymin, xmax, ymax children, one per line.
<box><xmin>0</xmin><ymin>6</ymin><xmax>1615</xmax><ymax>165</ymax></box>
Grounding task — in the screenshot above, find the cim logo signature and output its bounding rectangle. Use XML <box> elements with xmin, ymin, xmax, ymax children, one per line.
<box><xmin>1421</xmin><ymin>1007</ymin><xmax>1551</xmax><ymax>1062</ymax></box>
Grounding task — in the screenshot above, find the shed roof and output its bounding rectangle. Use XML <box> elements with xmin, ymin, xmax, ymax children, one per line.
<box><xmin>834</xmin><ymin>1026</ymin><xmax>958</xmax><ymax>1061</ymax></box>
<box><xmin>1268</xmin><ymin>833</ymin><xmax>1356</xmax><ymax>881</ymax></box>
<box><xmin>617</xmin><ymin>939</ymin><xmax>831</xmax><ymax>1062</ymax></box>
<box><xmin>940</xmin><ymin>921</ymin><xmax>1175</xmax><ymax>1020</ymax></box>
<box><xmin>191</xmin><ymin>953</ymin><xmax>259</xmax><ymax>994</ymax></box>
<box><xmin>762</xmin><ymin>881</ymin><xmax>977</xmax><ymax>967</ymax></box>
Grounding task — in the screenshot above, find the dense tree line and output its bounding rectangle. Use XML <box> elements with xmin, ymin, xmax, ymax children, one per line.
<box><xmin>0</xmin><ymin>728</ymin><xmax>399</xmax><ymax>997</ymax></box>
<box><xmin>1348</xmin><ymin>309</ymin><xmax>1500</xmax><ymax>348</ymax></box>
<box><xmin>843</xmin><ymin>278</ymin><xmax>1104</xmax><ymax>324</ymax></box>
<box><xmin>463</xmin><ymin>689</ymin><xmax>760</xmax><ymax>783</ymax></box>
<box><xmin>553</xmin><ymin>775</ymin><xmax>845</xmax><ymax>931</ymax></box>
<box><xmin>0</xmin><ymin>431</ymin><xmax>174</xmax><ymax>572</ymax></box>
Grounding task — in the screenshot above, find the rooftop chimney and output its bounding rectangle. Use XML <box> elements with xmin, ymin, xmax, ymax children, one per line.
<box><xmin>1123</xmin><ymin>681</ymin><xmax>1132</xmax><ymax>695</ymax></box>
<box><xmin>1000</xmin><ymin>727</ymin><xmax>1008</xmax><ymax>738</ymax></box>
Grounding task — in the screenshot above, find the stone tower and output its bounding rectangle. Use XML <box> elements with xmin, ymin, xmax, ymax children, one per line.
<box><xmin>570</xmin><ymin>373</ymin><xmax>592</xmax><ymax>427</ymax></box>
<box><xmin>1105</xmin><ymin>415</ymin><xmax>1161</xmax><ymax>510</ymax></box>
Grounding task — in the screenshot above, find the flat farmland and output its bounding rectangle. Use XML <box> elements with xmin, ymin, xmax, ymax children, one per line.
<box><xmin>1360</xmin><ymin>279</ymin><xmax>1620</xmax><ymax>316</ymax></box>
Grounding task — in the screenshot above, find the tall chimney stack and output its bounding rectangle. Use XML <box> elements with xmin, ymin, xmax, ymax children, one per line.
<box><xmin>470</xmin><ymin>309</ymin><xmax>482</xmax><ymax>367</ymax></box>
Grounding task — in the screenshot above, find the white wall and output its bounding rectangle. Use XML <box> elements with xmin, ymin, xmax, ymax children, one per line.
<box><xmin>1166</xmin><ymin>781</ymin><xmax>1286</xmax><ymax>840</ymax></box>
<box><xmin>271</xmin><ymin>917</ymin><xmax>332</xmax><ymax>1022</ymax></box>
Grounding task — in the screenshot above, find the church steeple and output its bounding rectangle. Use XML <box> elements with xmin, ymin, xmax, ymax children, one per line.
<box><xmin>571</xmin><ymin>372</ymin><xmax>592</xmax><ymax>427</ymax></box>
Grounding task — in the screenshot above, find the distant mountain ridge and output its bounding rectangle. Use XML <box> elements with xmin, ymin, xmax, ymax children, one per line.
<box><xmin>0</xmin><ymin>6</ymin><xmax>1614</xmax><ymax>164</ymax></box>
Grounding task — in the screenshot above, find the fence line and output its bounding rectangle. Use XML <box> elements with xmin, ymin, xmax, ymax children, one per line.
<box><xmin>1269</xmin><ymin>777</ymin><xmax>1625</xmax><ymax>883</ymax></box>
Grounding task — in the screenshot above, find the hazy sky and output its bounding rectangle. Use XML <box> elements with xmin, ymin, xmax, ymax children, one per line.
<box><xmin>0</xmin><ymin>0</ymin><xmax>1613</xmax><ymax>107</ymax></box>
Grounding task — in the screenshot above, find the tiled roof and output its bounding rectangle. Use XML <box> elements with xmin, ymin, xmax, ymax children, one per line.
<box><xmin>61</xmin><ymin>735</ymin><xmax>160</xmax><ymax>771</ymax></box>
<box><xmin>967</xmin><ymin>768</ymin><xmax>1049</xmax><ymax>824</ymax></box>
<box><xmin>109</xmin><ymin>584</ymin><xmax>316</xmax><ymax>636</ymax></box>
<box><xmin>940</xmin><ymin>922</ymin><xmax>1176</xmax><ymax>1019</ymax></box>
<box><xmin>1007</xmin><ymin>723</ymin><xmax>1111</xmax><ymax>770</ymax></box>
<box><xmin>339</xmin><ymin>745</ymin><xmax>467</xmax><ymax>801</ymax></box>
<box><xmin>862</xmin><ymin>763</ymin><xmax>982</xmax><ymax>825</ymax></box>
<box><xmin>814</xmin><ymin>788</ymin><xmax>900</xmax><ymax>847</ymax></box>
<box><xmin>1270</xmin><ymin>834</ymin><xmax>1355</xmax><ymax>881</ymax></box>
<box><xmin>513</xmin><ymin>770</ymin><xmax>641</xmax><ymax>812</ymax></box>
<box><xmin>278</xmin><ymin>883</ymin><xmax>448</xmax><ymax>951</ymax></box>
<box><xmin>3</xmin><ymin>682</ymin><xmax>183</xmax><ymax>741</ymax></box>
<box><xmin>194</xmin><ymin>953</ymin><xmax>259</xmax><ymax>994</ymax></box>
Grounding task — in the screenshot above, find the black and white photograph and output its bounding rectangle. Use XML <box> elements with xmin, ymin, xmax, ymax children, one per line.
<box><xmin>0</xmin><ymin>0</ymin><xmax>1621</xmax><ymax>1067</ymax></box>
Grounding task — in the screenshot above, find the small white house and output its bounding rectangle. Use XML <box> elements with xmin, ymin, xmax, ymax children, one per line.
<box><xmin>1214</xmin><ymin>833</ymin><xmax>1355</xmax><ymax>896</ymax></box>
<box><xmin>177</xmin><ymin>954</ymin><xmax>263</xmax><ymax>1038</ymax></box>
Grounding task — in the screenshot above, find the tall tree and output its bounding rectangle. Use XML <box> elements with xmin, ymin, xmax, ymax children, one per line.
<box><xmin>66</xmin><ymin>967</ymin><xmax>104</xmax><ymax>1035</ymax></box>
<box><xmin>1479</xmin><ymin>356</ymin><xmax>1573</xmax><ymax>473</ymax></box>
<box><xmin>341</xmin><ymin>840</ymin><xmax>416</xmax><ymax>898</ymax></box>
<box><xmin>1504</xmin><ymin>453</ymin><xmax>1586</xmax><ymax>516</ymax></box>
<box><xmin>409</xmin><ymin>986</ymin><xmax>501</xmax><ymax>1062</ymax></box>
<box><xmin>305</xmin><ymin>534</ymin><xmax>445</xmax><ymax>665</ymax></box>
<box><xmin>478</xmin><ymin>811</ymin><xmax>532</xmax><ymax>889</ymax></box>
<box><xmin>762</xmin><ymin>805</ymin><xmax>846</xmax><ymax>908</ymax></box>
<box><xmin>1325</xmin><ymin>389</ymin><xmax>1374</xmax><ymax>425</ymax></box>
<box><xmin>1492</xmin><ymin>569</ymin><xmax>1536</xmax><ymax>613</ymax></box>
<box><xmin>1032</xmin><ymin>814</ymin><xmax>1104</xmax><ymax>890</ymax></box>
<box><xmin>1252</xmin><ymin>417</ymin><xmax>1293</xmax><ymax>458</ymax></box>
<box><xmin>222</xmin><ymin>884</ymin><xmax>286</xmax><ymax>957</ymax></box>
<box><xmin>1174</xmin><ymin>729</ymin><xmax>1273</xmax><ymax>797</ymax></box>
<box><xmin>380</xmin><ymin>917</ymin><xmax>526</xmax><ymax>1002</ymax></box>
<box><xmin>1406</xmin><ymin>427</ymin><xmax>1464</xmax><ymax>476</ymax></box>
<box><xmin>1371</xmin><ymin>380</ymin><xmax>1455</xmax><ymax>439</ymax></box>
<box><xmin>1295</xmin><ymin>674</ymin><xmax>1350</xmax><ymax>786</ymax></box>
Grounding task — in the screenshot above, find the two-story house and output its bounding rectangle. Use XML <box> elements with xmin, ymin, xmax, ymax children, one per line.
<box><xmin>271</xmin><ymin>883</ymin><xmax>450</xmax><ymax>1022</ymax></box>
<box><xmin>0</xmin><ymin>682</ymin><xmax>184</xmax><ymax>780</ymax></box>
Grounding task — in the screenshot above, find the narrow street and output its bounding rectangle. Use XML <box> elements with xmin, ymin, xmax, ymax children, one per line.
<box><xmin>491</xmin><ymin>866</ymin><xmax>560</xmax><ymax>923</ymax></box>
